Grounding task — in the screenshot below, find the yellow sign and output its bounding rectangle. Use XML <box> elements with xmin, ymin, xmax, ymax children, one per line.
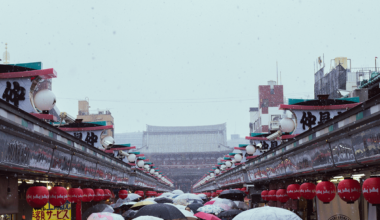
<box><xmin>32</xmin><ymin>201</ymin><xmax>71</xmax><ymax>220</ymax></box>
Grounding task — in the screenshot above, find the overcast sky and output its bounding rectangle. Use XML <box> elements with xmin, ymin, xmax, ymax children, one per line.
<box><xmin>1</xmin><ymin>1</ymin><xmax>379</xmax><ymax>138</ymax></box>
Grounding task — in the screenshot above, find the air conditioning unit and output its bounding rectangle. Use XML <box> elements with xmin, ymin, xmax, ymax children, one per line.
<box><xmin>270</xmin><ymin>121</ymin><xmax>280</xmax><ymax>130</ymax></box>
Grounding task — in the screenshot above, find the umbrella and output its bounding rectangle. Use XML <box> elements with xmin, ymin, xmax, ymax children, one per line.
<box><xmin>133</xmin><ymin>216</ymin><xmax>163</xmax><ymax>220</ymax></box>
<box><xmin>159</xmin><ymin>192</ymin><xmax>175</xmax><ymax>198</ymax></box>
<box><xmin>131</xmin><ymin>201</ymin><xmax>156</xmax><ymax>210</ymax></box>
<box><xmin>179</xmin><ymin>209</ymin><xmax>197</xmax><ymax>220</ymax></box>
<box><xmin>198</xmin><ymin>194</ymin><xmax>207</xmax><ymax>199</ymax></box>
<box><xmin>143</xmin><ymin>198</ymin><xmax>157</xmax><ymax>202</ymax></box>
<box><xmin>174</xmin><ymin>193</ymin><xmax>203</xmax><ymax>205</ymax></box>
<box><xmin>155</xmin><ymin>197</ymin><xmax>173</xmax><ymax>203</ymax></box>
<box><xmin>218</xmin><ymin>190</ymin><xmax>245</xmax><ymax>201</ymax></box>
<box><xmin>233</xmin><ymin>201</ymin><xmax>249</xmax><ymax>210</ymax></box>
<box><xmin>187</xmin><ymin>203</ymin><xmax>203</xmax><ymax>214</ymax></box>
<box><xmin>194</xmin><ymin>212</ymin><xmax>221</xmax><ymax>220</ymax></box>
<box><xmin>113</xmin><ymin>198</ymin><xmax>136</xmax><ymax>209</ymax></box>
<box><xmin>134</xmin><ymin>203</ymin><xmax>186</xmax><ymax>220</ymax></box>
<box><xmin>213</xmin><ymin>199</ymin><xmax>237</xmax><ymax>211</ymax></box>
<box><xmin>174</xmin><ymin>199</ymin><xmax>189</xmax><ymax>206</ymax></box>
<box><xmin>127</xmin><ymin>193</ymin><xmax>141</xmax><ymax>201</ymax></box>
<box><xmin>217</xmin><ymin>210</ymin><xmax>242</xmax><ymax>220</ymax></box>
<box><xmin>121</xmin><ymin>210</ymin><xmax>136</xmax><ymax>218</ymax></box>
<box><xmin>83</xmin><ymin>204</ymin><xmax>114</xmax><ymax>220</ymax></box>
<box><xmin>172</xmin><ymin>190</ymin><xmax>184</xmax><ymax>195</ymax></box>
<box><xmin>197</xmin><ymin>205</ymin><xmax>224</xmax><ymax>215</ymax></box>
<box><xmin>232</xmin><ymin>206</ymin><xmax>302</xmax><ymax>220</ymax></box>
<box><xmin>87</xmin><ymin>212</ymin><xmax>123</xmax><ymax>220</ymax></box>
<box><xmin>204</xmin><ymin>201</ymin><xmax>215</xmax><ymax>205</ymax></box>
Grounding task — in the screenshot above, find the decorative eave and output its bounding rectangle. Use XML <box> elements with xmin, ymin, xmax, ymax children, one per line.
<box><xmin>279</xmin><ymin>103</ymin><xmax>360</xmax><ymax>110</ymax></box>
<box><xmin>59</xmin><ymin>125</ymin><xmax>113</xmax><ymax>132</ymax></box>
<box><xmin>0</xmin><ymin>68</ymin><xmax>57</xmax><ymax>79</ymax></box>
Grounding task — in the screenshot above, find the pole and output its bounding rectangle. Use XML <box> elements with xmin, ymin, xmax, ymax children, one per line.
<box><xmin>76</xmin><ymin>202</ymin><xmax>82</xmax><ymax>220</ymax></box>
<box><xmin>375</xmin><ymin>57</ymin><xmax>377</xmax><ymax>72</ymax></box>
<box><xmin>276</xmin><ymin>61</ymin><xmax>278</xmax><ymax>85</ymax></box>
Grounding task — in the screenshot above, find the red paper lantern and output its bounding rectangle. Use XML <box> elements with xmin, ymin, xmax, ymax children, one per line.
<box><xmin>211</xmin><ymin>192</ymin><xmax>217</xmax><ymax>197</ymax></box>
<box><xmin>82</xmin><ymin>188</ymin><xmax>95</xmax><ymax>202</ymax></box>
<box><xmin>49</xmin><ymin>186</ymin><xmax>68</xmax><ymax>207</ymax></box>
<box><xmin>363</xmin><ymin>177</ymin><xmax>380</xmax><ymax>204</ymax></box>
<box><xmin>300</xmin><ymin>183</ymin><xmax>316</xmax><ymax>200</ymax></box>
<box><xmin>276</xmin><ymin>189</ymin><xmax>289</xmax><ymax>203</ymax></box>
<box><xmin>338</xmin><ymin>178</ymin><xmax>361</xmax><ymax>204</ymax></box>
<box><xmin>135</xmin><ymin>190</ymin><xmax>144</xmax><ymax>197</ymax></box>
<box><xmin>268</xmin><ymin>190</ymin><xmax>277</xmax><ymax>201</ymax></box>
<box><xmin>206</xmin><ymin>192</ymin><xmax>211</xmax><ymax>197</ymax></box>
<box><xmin>93</xmin><ymin>189</ymin><xmax>105</xmax><ymax>202</ymax></box>
<box><xmin>26</xmin><ymin>186</ymin><xmax>49</xmax><ymax>209</ymax></box>
<box><xmin>216</xmin><ymin>190</ymin><xmax>223</xmax><ymax>196</ymax></box>
<box><xmin>103</xmin><ymin>189</ymin><xmax>112</xmax><ymax>200</ymax></box>
<box><xmin>261</xmin><ymin>190</ymin><xmax>268</xmax><ymax>201</ymax></box>
<box><xmin>119</xmin><ymin>190</ymin><xmax>128</xmax><ymax>199</ymax></box>
<box><xmin>68</xmin><ymin>188</ymin><xmax>83</xmax><ymax>203</ymax></box>
<box><xmin>146</xmin><ymin>191</ymin><xmax>157</xmax><ymax>197</ymax></box>
<box><xmin>287</xmin><ymin>184</ymin><xmax>301</xmax><ymax>200</ymax></box>
<box><xmin>316</xmin><ymin>181</ymin><xmax>336</xmax><ymax>204</ymax></box>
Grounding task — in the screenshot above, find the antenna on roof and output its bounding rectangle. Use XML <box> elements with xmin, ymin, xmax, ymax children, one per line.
<box><xmin>276</xmin><ymin>61</ymin><xmax>278</xmax><ymax>85</ymax></box>
<box><xmin>3</xmin><ymin>43</ymin><xmax>10</xmax><ymax>64</ymax></box>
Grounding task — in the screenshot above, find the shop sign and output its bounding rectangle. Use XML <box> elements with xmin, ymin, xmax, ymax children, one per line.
<box><xmin>291</xmin><ymin>109</ymin><xmax>344</xmax><ymax>134</ymax></box>
<box><xmin>32</xmin><ymin>201</ymin><xmax>71</xmax><ymax>220</ymax></box>
<box><xmin>0</xmin><ymin>78</ymin><xmax>36</xmax><ymax>113</ymax></box>
<box><xmin>67</xmin><ymin>130</ymin><xmax>103</xmax><ymax>149</ymax></box>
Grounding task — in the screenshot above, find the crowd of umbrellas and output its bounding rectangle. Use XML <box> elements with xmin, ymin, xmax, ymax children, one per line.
<box><xmin>85</xmin><ymin>189</ymin><xmax>301</xmax><ymax>220</ymax></box>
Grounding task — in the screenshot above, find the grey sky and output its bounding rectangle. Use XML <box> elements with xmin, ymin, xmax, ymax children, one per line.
<box><xmin>1</xmin><ymin>0</ymin><xmax>379</xmax><ymax>138</ymax></box>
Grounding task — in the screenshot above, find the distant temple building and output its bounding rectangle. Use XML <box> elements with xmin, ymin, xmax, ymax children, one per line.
<box><xmin>141</xmin><ymin>124</ymin><xmax>230</xmax><ymax>192</ymax></box>
<box><xmin>114</xmin><ymin>132</ymin><xmax>143</xmax><ymax>148</ymax></box>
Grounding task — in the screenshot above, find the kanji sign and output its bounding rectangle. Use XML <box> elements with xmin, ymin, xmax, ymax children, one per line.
<box><xmin>32</xmin><ymin>201</ymin><xmax>71</xmax><ymax>220</ymax></box>
<box><xmin>292</xmin><ymin>110</ymin><xmax>344</xmax><ymax>134</ymax></box>
<box><xmin>68</xmin><ymin>130</ymin><xmax>103</xmax><ymax>149</ymax></box>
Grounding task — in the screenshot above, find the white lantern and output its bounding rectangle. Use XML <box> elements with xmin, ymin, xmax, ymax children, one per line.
<box><xmin>280</xmin><ymin>115</ymin><xmax>295</xmax><ymax>133</ymax></box>
<box><xmin>231</xmin><ymin>159</ymin><xmax>236</xmax><ymax>164</ymax></box>
<box><xmin>155</xmin><ymin>172</ymin><xmax>159</xmax><ymax>176</ymax></box>
<box><xmin>225</xmin><ymin>161</ymin><xmax>232</xmax><ymax>168</ymax></box>
<box><xmin>246</xmin><ymin>144</ymin><xmax>256</xmax><ymax>155</ymax></box>
<box><xmin>34</xmin><ymin>89</ymin><xmax>56</xmax><ymax>111</ymax></box>
<box><xmin>221</xmin><ymin>165</ymin><xmax>226</xmax><ymax>170</ymax></box>
<box><xmin>137</xmin><ymin>160</ymin><xmax>145</xmax><ymax>168</ymax></box>
<box><xmin>101</xmin><ymin>136</ymin><xmax>115</xmax><ymax>149</ymax></box>
<box><xmin>150</xmin><ymin>169</ymin><xmax>155</xmax><ymax>174</ymax></box>
<box><xmin>144</xmin><ymin>165</ymin><xmax>150</xmax><ymax>170</ymax></box>
<box><xmin>210</xmin><ymin>173</ymin><xmax>215</xmax><ymax>178</ymax></box>
<box><xmin>234</xmin><ymin>154</ymin><xmax>242</xmax><ymax>162</ymax></box>
<box><xmin>158</xmin><ymin>174</ymin><xmax>162</xmax><ymax>178</ymax></box>
<box><xmin>128</xmin><ymin>154</ymin><xmax>136</xmax><ymax>162</ymax></box>
<box><xmin>215</xmin><ymin>169</ymin><xmax>220</xmax><ymax>174</ymax></box>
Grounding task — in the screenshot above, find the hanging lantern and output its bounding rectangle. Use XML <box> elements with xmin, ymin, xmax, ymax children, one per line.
<box><xmin>93</xmin><ymin>189</ymin><xmax>105</xmax><ymax>202</ymax></box>
<box><xmin>135</xmin><ymin>190</ymin><xmax>144</xmax><ymax>197</ymax></box>
<box><xmin>280</xmin><ymin>114</ymin><xmax>295</xmax><ymax>133</ymax></box>
<box><xmin>276</xmin><ymin>189</ymin><xmax>289</xmax><ymax>203</ymax></box>
<box><xmin>128</xmin><ymin>154</ymin><xmax>136</xmax><ymax>163</ymax></box>
<box><xmin>246</xmin><ymin>144</ymin><xmax>256</xmax><ymax>155</ymax></box>
<box><xmin>363</xmin><ymin>177</ymin><xmax>380</xmax><ymax>205</ymax></box>
<box><xmin>103</xmin><ymin>189</ymin><xmax>112</xmax><ymax>200</ymax></box>
<box><xmin>316</xmin><ymin>181</ymin><xmax>336</xmax><ymax>204</ymax></box>
<box><xmin>82</xmin><ymin>188</ymin><xmax>95</xmax><ymax>202</ymax></box>
<box><xmin>205</xmin><ymin>192</ymin><xmax>211</xmax><ymax>197</ymax></box>
<box><xmin>119</xmin><ymin>190</ymin><xmax>128</xmax><ymax>199</ymax></box>
<box><xmin>261</xmin><ymin>190</ymin><xmax>268</xmax><ymax>201</ymax></box>
<box><xmin>211</xmin><ymin>192</ymin><xmax>217</xmax><ymax>197</ymax></box>
<box><xmin>216</xmin><ymin>190</ymin><xmax>223</xmax><ymax>196</ymax></box>
<box><xmin>338</xmin><ymin>178</ymin><xmax>361</xmax><ymax>204</ymax></box>
<box><xmin>26</xmin><ymin>186</ymin><xmax>49</xmax><ymax>209</ymax></box>
<box><xmin>287</xmin><ymin>184</ymin><xmax>301</xmax><ymax>200</ymax></box>
<box><xmin>49</xmin><ymin>186</ymin><xmax>68</xmax><ymax>207</ymax></box>
<box><xmin>268</xmin><ymin>190</ymin><xmax>277</xmax><ymax>201</ymax></box>
<box><xmin>137</xmin><ymin>160</ymin><xmax>145</xmax><ymax>168</ymax></box>
<box><xmin>146</xmin><ymin>191</ymin><xmax>157</xmax><ymax>197</ymax></box>
<box><xmin>300</xmin><ymin>183</ymin><xmax>316</xmax><ymax>200</ymax></box>
<box><xmin>225</xmin><ymin>161</ymin><xmax>232</xmax><ymax>168</ymax></box>
<box><xmin>150</xmin><ymin>169</ymin><xmax>155</xmax><ymax>174</ymax></box>
<box><xmin>234</xmin><ymin>154</ymin><xmax>242</xmax><ymax>162</ymax></box>
<box><xmin>68</xmin><ymin>188</ymin><xmax>83</xmax><ymax>203</ymax></box>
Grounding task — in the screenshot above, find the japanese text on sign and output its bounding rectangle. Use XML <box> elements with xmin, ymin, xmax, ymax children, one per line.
<box><xmin>32</xmin><ymin>201</ymin><xmax>71</xmax><ymax>220</ymax></box>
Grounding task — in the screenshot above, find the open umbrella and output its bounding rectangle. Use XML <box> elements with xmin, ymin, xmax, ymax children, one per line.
<box><xmin>187</xmin><ymin>203</ymin><xmax>203</xmax><ymax>214</ymax></box>
<box><xmin>197</xmin><ymin>205</ymin><xmax>224</xmax><ymax>215</ymax></box>
<box><xmin>127</xmin><ymin>193</ymin><xmax>141</xmax><ymax>201</ymax></box>
<box><xmin>204</xmin><ymin>201</ymin><xmax>215</xmax><ymax>205</ymax></box>
<box><xmin>233</xmin><ymin>201</ymin><xmax>249</xmax><ymax>210</ymax></box>
<box><xmin>121</xmin><ymin>210</ymin><xmax>137</xmax><ymax>218</ymax></box>
<box><xmin>213</xmin><ymin>198</ymin><xmax>237</xmax><ymax>211</ymax></box>
<box><xmin>174</xmin><ymin>199</ymin><xmax>189</xmax><ymax>206</ymax></box>
<box><xmin>134</xmin><ymin>203</ymin><xmax>186</xmax><ymax>220</ymax></box>
<box><xmin>172</xmin><ymin>190</ymin><xmax>184</xmax><ymax>195</ymax></box>
<box><xmin>83</xmin><ymin>204</ymin><xmax>114</xmax><ymax>220</ymax></box>
<box><xmin>159</xmin><ymin>192</ymin><xmax>175</xmax><ymax>198</ymax></box>
<box><xmin>131</xmin><ymin>201</ymin><xmax>156</xmax><ymax>210</ymax></box>
<box><xmin>232</xmin><ymin>206</ymin><xmax>301</xmax><ymax>220</ymax></box>
<box><xmin>155</xmin><ymin>197</ymin><xmax>173</xmax><ymax>204</ymax></box>
<box><xmin>87</xmin><ymin>212</ymin><xmax>123</xmax><ymax>220</ymax></box>
<box><xmin>174</xmin><ymin>193</ymin><xmax>203</xmax><ymax>205</ymax></box>
<box><xmin>218</xmin><ymin>190</ymin><xmax>245</xmax><ymax>201</ymax></box>
<box><xmin>217</xmin><ymin>209</ymin><xmax>242</xmax><ymax>220</ymax></box>
<box><xmin>133</xmin><ymin>216</ymin><xmax>163</xmax><ymax>220</ymax></box>
<box><xmin>143</xmin><ymin>198</ymin><xmax>157</xmax><ymax>202</ymax></box>
<box><xmin>179</xmin><ymin>209</ymin><xmax>197</xmax><ymax>220</ymax></box>
<box><xmin>194</xmin><ymin>212</ymin><xmax>221</xmax><ymax>220</ymax></box>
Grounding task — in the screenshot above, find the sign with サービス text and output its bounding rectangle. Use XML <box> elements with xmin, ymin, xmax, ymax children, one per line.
<box><xmin>32</xmin><ymin>201</ymin><xmax>71</xmax><ymax>220</ymax></box>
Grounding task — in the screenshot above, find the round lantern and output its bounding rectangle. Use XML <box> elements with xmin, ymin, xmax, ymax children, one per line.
<box><xmin>363</xmin><ymin>177</ymin><xmax>380</xmax><ymax>204</ymax></box>
<box><xmin>316</xmin><ymin>181</ymin><xmax>336</xmax><ymax>204</ymax></box>
<box><xmin>234</xmin><ymin>154</ymin><xmax>242</xmax><ymax>162</ymax></box>
<box><xmin>246</xmin><ymin>144</ymin><xmax>256</xmax><ymax>155</ymax></box>
<box><xmin>137</xmin><ymin>160</ymin><xmax>145</xmax><ymax>168</ymax></box>
<box><xmin>226</xmin><ymin>161</ymin><xmax>232</xmax><ymax>168</ymax></box>
<box><xmin>93</xmin><ymin>189</ymin><xmax>105</xmax><ymax>202</ymax></box>
<box><xmin>215</xmin><ymin>169</ymin><xmax>220</xmax><ymax>174</ymax></box>
<box><xmin>220</xmin><ymin>165</ymin><xmax>226</xmax><ymax>170</ymax></box>
<box><xmin>287</xmin><ymin>184</ymin><xmax>301</xmax><ymax>200</ymax></box>
<box><xmin>216</xmin><ymin>190</ymin><xmax>223</xmax><ymax>196</ymax></box>
<box><xmin>211</xmin><ymin>192</ymin><xmax>217</xmax><ymax>197</ymax></box>
<box><xmin>34</xmin><ymin>89</ymin><xmax>56</xmax><ymax>111</ymax></box>
<box><xmin>300</xmin><ymin>183</ymin><xmax>316</xmax><ymax>200</ymax></box>
<box><xmin>205</xmin><ymin>192</ymin><xmax>211</xmax><ymax>197</ymax></box>
<box><xmin>268</xmin><ymin>190</ymin><xmax>277</xmax><ymax>201</ymax></box>
<box><xmin>150</xmin><ymin>169</ymin><xmax>155</xmax><ymax>174</ymax></box>
<box><xmin>49</xmin><ymin>186</ymin><xmax>68</xmax><ymax>207</ymax></box>
<box><xmin>119</xmin><ymin>190</ymin><xmax>128</xmax><ymax>199</ymax></box>
<box><xmin>261</xmin><ymin>190</ymin><xmax>268</xmax><ymax>201</ymax></box>
<box><xmin>144</xmin><ymin>165</ymin><xmax>150</xmax><ymax>170</ymax></box>
<box><xmin>276</xmin><ymin>189</ymin><xmax>289</xmax><ymax>203</ymax></box>
<box><xmin>103</xmin><ymin>189</ymin><xmax>112</xmax><ymax>200</ymax></box>
<box><xmin>82</xmin><ymin>188</ymin><xmax>95</xmax><ymax>202</ymax></box>
<box><xmin>128</xmin><ymin>154</ymin><xmax>136</xmax><ymax>163</ymax></box>
<box><xmin>26</xmin><ymin>186</ymin><xmax>49</xmax><ymax>209</ymax></box>
<box><xmin>280</xmin><ymin>114</ymin><xmax>295</xmax><ymax>133</ymax></box>
<box><xmin>135</xmin><ymin>190</ymin><xmax>144</xmax><ymax>197</ymax></box>
<box><xmin>338</xmin><ymin>178</ymin><xmax>361</xmax><ymax>204</ymax></box>
<box><xmin>68</xmin><ymin>188</ymin><xmax>83</xmax><ymax>203</ymax></box>
<box><xmin>146</xmin><ymin>191</ymin><xmax>156</xmax><ymax>197</ymax></box>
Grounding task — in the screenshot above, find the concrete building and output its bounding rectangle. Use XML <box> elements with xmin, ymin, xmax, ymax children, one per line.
<box><xmin>77</xmin><ymin>99</ymin><xmax>114</xmax><ymax>138</ymax></box>
<box><xmin>114</xmin><ymin>132</ymin><xmax>143</xmax><ymax>148</ymax></box>
<box><xmin>227</xmin><ymin>134</ymin><xmax>249</xmax><ymax>148</ymax></box>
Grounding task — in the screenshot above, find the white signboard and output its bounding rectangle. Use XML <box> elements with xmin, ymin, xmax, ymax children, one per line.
<box><xmin>67</xmin><ymin>130</ymin><xmax>103</xmax><ymax>149</ymax></box>
<box><xmin>0</xmin><ymin>78</ymin><xmax>36</xmax><ymax>113</ymax></box>
<box><xmin>292</xmin><ymin>110</ymin><xmax>345</xmax><ymax>134</ymax></box>
<box><xmin>316</xmin><ymin>192</ymin><xmax>359</xmax><ymax>220</ymax></box>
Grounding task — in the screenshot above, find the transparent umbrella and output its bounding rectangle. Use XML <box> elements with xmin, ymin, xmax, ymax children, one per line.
<box><xmin>233</xmin><ymin>201</ymin><xmax>249</xmax><ymax>210</ymax></box>
<box><xmin>87</xmin><ymin>212</ymin><xmax>123</xmax><ymax>220</ymax></box>
<box><xmin>232</xmin><ymin>206</ymin><xmax>301</xmax><ymax>220</ymax></box>
<box><xmin>172</xmin><ymin>190</ymin><xmax>184</xmax><ymax>195</ymax></box>
<box><xmin>197</xmin><ymin>205</ymin><xmax>224</xmax><ymax>215</ymax></box>
<box><xmin>83</xmin><ymin>204</ymin><xmax>114</xmax><ymax>220</ymax></box>
<box><xmin>174</xmin><ymin>193</ymin><xmax>203</xmax><ymax>205</ymax></box>
<box><xmin>213</xmin><ymin>198</ymin><xmax>237</xmax><ymax>211</ymax></box>
<box><xmin>127</xmin><ymin>193</ymin><xmax>141</xmax><ymax>201</ymax></box>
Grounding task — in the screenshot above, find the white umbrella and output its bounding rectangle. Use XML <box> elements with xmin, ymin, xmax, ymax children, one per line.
<box><xmin>172</xmin><ymin>189</ymin><xmax>184</xmax><ymax>195</ymax></box>
<box><xmin>159</xmin><ymin>192</ymin><xmax>175</xmax><ymax>198</ymax></box>
<box><xmin>197</xmin><ymin>205</ymin><xmax>224</xmax><ymax>215</ymax></box>
<box><xmin>232</xmin><ymin>207</ymin><xmax>301</xmax><ymax>220</ymax></box>
<box><xmin>143</xmin><ymin>198</ymin><xmax>157</xmax><ymax>203</ymax></box>
<box><xmin>197</xmin><ymin>194</ymin><xmax>207</xmax><ymax>199</ymax></box>
<box><xmin>127</xmin><ymin>193</ymin><xmax>141</xmax><ymax>201</ymax></box>
<box><xmin>87</xmin><ymin>212</ymin><xmax>123</xmax><ymax>220</ymax></box>
<box><xmin>174</xmin><ymin>193</ymin><xmax>203</xmax><ymax>205</ymax></box>
<box><xmin>133</xmin><ymin>216</ymin><xmax>163</xmax><ymax>220</ymax></box>
<box><xmin>179</xmin><ymin>209</ymin><xmax>197</xmax><ymax>220</ymax></box>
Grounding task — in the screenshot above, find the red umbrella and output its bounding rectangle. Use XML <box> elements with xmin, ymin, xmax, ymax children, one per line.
<box><xmin>195</xmin><ymin>212</ymin><xmax>221</xmax><ymax>220</ymax></box>
<box><xmin>204</xmin><ymin>200</ymin><xmax>215</xmax><ymax>205</ymax></box>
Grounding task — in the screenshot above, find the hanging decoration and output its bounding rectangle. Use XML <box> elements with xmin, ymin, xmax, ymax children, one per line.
<box><xmin>276</xmin><ymin>189</ymin><xmax>289</xmax><ymax>203</ymax></box>
<box><xmin>268</xmin><ymin>190</ymin><xmax>277</xmax><ymax>201</ymax></box>
<box><xmin>135</xmin><ymin>190</ymin><xmax>144</xmax><ymax>197</ymax></box>
<box><xmin>337</xmin><ymin>178</ymin><xmax>361</xmax><ymax>204</ymax></box>
<box><xmin>119</xmin><ymin>190</ymin><xmax>128</xmax><ymax>199</ymax></box>
<box><xmin>287</xmin><ymin>184</ymin><xmax>301</xmax><ymax>200</ymax></box>
<box><xmin>26</xmin><ymin>186</ymin><xmax>49</xmax><ymax>209</ymax></box>
<box><xmin>261</xmin><ymin>190</ymin><xmax>268</xmax><ymax>201</ymax></box>
<box><xmin>103</xmin><ymin>189</ymin><xmax>112</xmax><ymax>200</ymax></box>
<box><xmin>363</xmin><ymin>177</ymin><xmax>380</xmax><ymax>205</ymax></box>
<box><xmin>82</xmin><ymin>188</ymin><xmax>95</xmax><ymax>202</ymax></box>
<box><xmin>216</xmin><ymin>190</ymin><xmax>223</xmax><ymax>196</ymax></box>
<box><xmin>49</xmin><ymin>186</ymin><xmax>68</xmax><ymax>207</ymax></box>
<box><xmin>300</xmin><ymin>183</ymin><xmax>316</xmax><ymax>200</ymax></box>
<box><xmin>68</xmin><ymin>188</ymin><xmax>83</xmax><ymax>203</ymax></box>
<box><xmin>93</xmin><ymin>189</ymin><xmax>105</xmax><ymax>202</ymax></box>
<box><xmin>316</xmin><ymin>181</ymin><xmax>336</xmax><ymax>204</ymax></box>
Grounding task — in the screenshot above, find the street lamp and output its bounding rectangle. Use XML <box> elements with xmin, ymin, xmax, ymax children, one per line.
<box><xmin>234</xmin><ymin>154</ymin><xmax>242</xmax><ymax>163</ymax></box>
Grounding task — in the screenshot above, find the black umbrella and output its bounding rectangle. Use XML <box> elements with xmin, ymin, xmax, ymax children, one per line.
<box><xmin>82</xmin><ymin>204</ymin><xmax>113</xmax><ymax>220</ymax></box>
<box><xmin>154</xmin><ymin>197</ymin><xmax>173</xmax><ymax>204</ymax></box>
<box><xmin>186</xmin><ymin>203</ymin><xmax>203</xmax><ymax>214</ymax></box>
<box><xmin>218</xmin><ymin>189</ymin><xmax>245</xmax><ymax>201</ymax></box>
<box><xmin>134</xmin><ymin>203</ymin><xmax>186</xmax><ymax>220</ymax></box>
<box><xmin>122</xmin><ymin>210</ymin><xmax>137</xmax><ymax>219</ymax></box>
<box><xmin>217</xmin><ymin>209</ymin><xmax>243</xmax><ymax>220</ymax></box>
